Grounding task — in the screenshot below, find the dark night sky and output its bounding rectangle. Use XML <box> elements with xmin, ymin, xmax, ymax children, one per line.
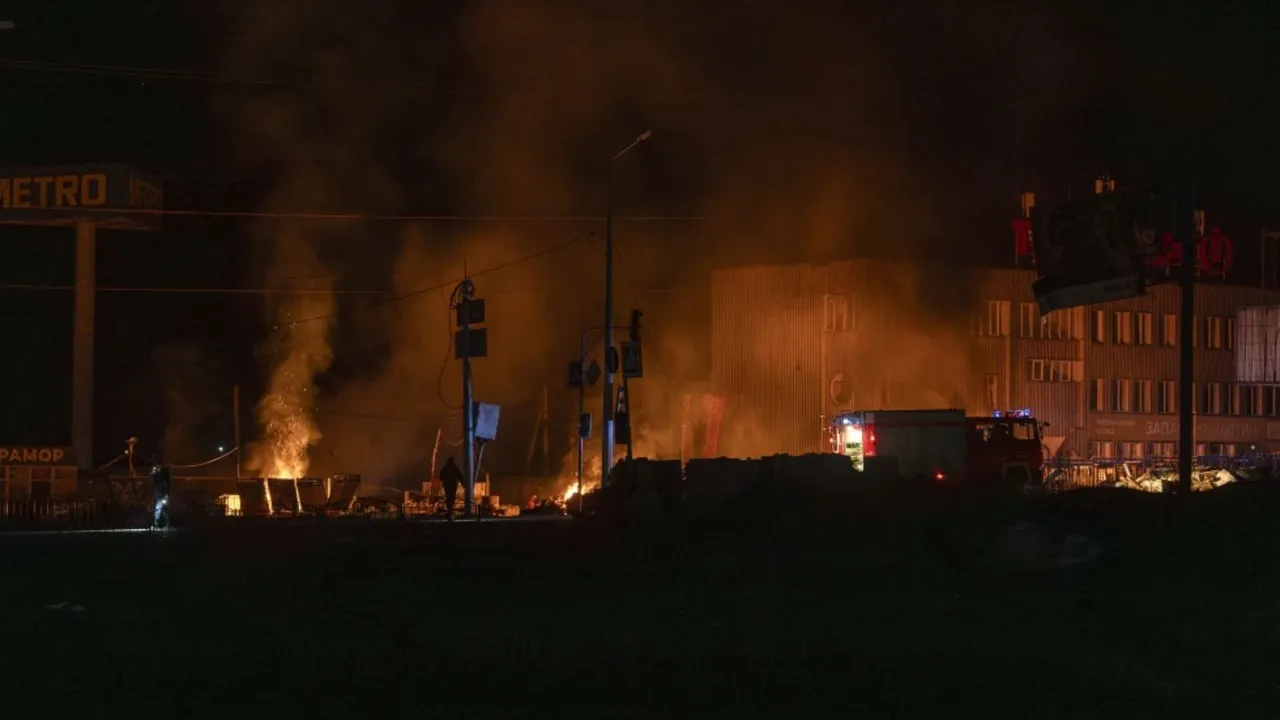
<box><xmin>0</xmin><ymin>0</ymin><xmax>1277</xmax><ymax>464</ymax></box>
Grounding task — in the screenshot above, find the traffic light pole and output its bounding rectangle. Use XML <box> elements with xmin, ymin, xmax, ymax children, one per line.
<box><xmin>578</xmin><ymin>325</ymin><xmax>625</xmax><ymax>511</ymax></box>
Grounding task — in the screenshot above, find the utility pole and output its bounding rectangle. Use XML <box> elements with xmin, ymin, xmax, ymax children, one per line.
<box><xmin>602</xmin><ymin>130</ymin><xmax>651</xmax><ymax>485</ymax></box>
<box><xmin>453</xmin><ymin>277</ymin><xmax>487</xmax><ymax>518</ymax></box>
<box><xmin>233</xmin><ymin>385</ymin><xmax>242</xmax><ymax>480</ymax></box>
<box><xmin>622</xmin><ymin>308</ymin><xmax>644</xmax><ymax>464</ymax></box>
<box><xmin>1177</xmin><ymin>188</ymin><xmax>1196</xmax><ymax>496</ymax></box>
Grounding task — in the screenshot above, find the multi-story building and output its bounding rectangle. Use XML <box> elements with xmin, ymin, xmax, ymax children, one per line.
<box><xmin>710</xmin><ymin>260</ymin><xmax>1280</xmax><ymax>460</ymax></box>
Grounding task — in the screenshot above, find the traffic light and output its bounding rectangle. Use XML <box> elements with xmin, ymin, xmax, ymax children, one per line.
<box><xmin>629</xmin><ymin>308</ymin><xmax>643</xmax><ymax>342</ymax></box>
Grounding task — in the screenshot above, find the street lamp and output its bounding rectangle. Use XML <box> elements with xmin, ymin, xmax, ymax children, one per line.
<box><xmin>602</xmin><ymin>130</ymin><xmax>651</xmax><ymax>486</ymax></box>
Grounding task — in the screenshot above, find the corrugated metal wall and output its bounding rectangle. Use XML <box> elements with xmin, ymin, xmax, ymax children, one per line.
<box><xmin>711</xmin><ymin>265</ymin><xmax>823</xmax><ymax>457</ymax></box>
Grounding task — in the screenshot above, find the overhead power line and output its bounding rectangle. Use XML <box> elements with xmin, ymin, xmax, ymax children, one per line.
<box><xmin>276</xmin><ymin>235</ymin><xmax>585</xmax><ymax>329</ymax></box>
<box><xmin>0</xmin><ymin>58</ymin><xmax>496</xmax><ymax>95</ymax></box>
<box><xmin>0</xmin><ymin>235</ymin><xmax>584</xmax><ymax>301</ymax></box>
<box><xmin>0</xmin><ymin>205</ymin><xmax>706</xmax><ymax>222</ymax></box>
<box><xmin>0</xmin><ymin>283</ymin><xmax>389</xmax><ymax>296</ymax></box>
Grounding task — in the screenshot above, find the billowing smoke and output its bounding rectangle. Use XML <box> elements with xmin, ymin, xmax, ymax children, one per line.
<box><xmin>217</xmin><ymin>0</ymin><xmax>399</xmax><ymax>480</ymax></box>
<box><xmin>204</xmin><ymin>2</ymin><xmax>1095</xmax><ymax>482</ymax></box>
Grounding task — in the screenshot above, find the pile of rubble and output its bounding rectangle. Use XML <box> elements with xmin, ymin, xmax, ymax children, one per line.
<box><xmin>1106</xmin><ymin>465</ymin><xmax>1238</xmax><ymax>493</ymax></box>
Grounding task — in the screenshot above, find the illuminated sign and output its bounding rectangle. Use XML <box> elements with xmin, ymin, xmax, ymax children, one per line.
<box><xmin>0</xmin><ymin>446</ymin><xmax>76</xmax><ymax>465</ymax></box>
<box><xmin>0</xmin><ymin>164</ymin><xmax>162</xmax><ymax>231</ymax></box>
<box><xmin>1145</xmin><ymin>228</ymin><xmax>1234</xmax><ymax>277</ymax></box>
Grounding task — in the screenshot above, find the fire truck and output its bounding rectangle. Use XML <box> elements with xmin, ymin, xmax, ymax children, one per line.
<box><xmin>827</xmin><ymin>408</ymin><xmax>1045</xmax><ymax>486</ymax></box>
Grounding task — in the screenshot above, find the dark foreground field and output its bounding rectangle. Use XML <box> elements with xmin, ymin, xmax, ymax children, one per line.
<box><xmin>3</xmin><ymin>484</ymin><xmax>1280</xmax><ymax>718</ymax></box>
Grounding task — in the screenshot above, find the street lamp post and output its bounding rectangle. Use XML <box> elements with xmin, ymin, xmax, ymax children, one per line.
<box><xmin>601</xmin><ymin>130</ymin><xmax>651</xmax><ymax>486</ymax></box>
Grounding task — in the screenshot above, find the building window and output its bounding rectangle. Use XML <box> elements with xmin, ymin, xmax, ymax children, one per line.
<box><xmin>1027</xmin><ymin>359</ymin><xmax>1045</xmax><ymax>382</ymax></box>
<box><xmin>1158</xmin><ymin>380</ymin><xmax>1177</xmax><ymax>414</ymax></box>
<box><xmin>1113</xmin><ymin>378</ymin><xmax>1133</xmax><ymax>412</ymax></box>
<box><xmin>1135</xmin><ymin>380</ymin><xmax>1153</xmax><ymax>414</ymax></box>
<box><xmin>1092</xmin><ymin>310</ymin><xmax>1107</xmax><ymax>344</ymax></box>
<box><xmin>1151</xmin><ymin>441</ymin><xmax>1175</xmax><ymax>459</ymax></box>
<box><xmin>984</xmin><ymin>375</ymin><xmax>999</xmax><ymax>410</ymax></box>
<box><xmin>1248</xmin><ymin>386</ymin><xmax>1262</xmax><ymax>416</ymax></box>
<box><xmin>1048</xmin><ymin>360</ymin><xmax>1078</xmax><ymax>382</ymax></box>
<box><xmin>1090</xmin><ymin>379</ymin><xmax>1107</xmax><ymax>411</ymax></box>
<box><xmin>1161</xmin><ymin>314</ymin><xmax>1177</xmax><ymax>347</ymax></box>
<box><xmin>1195</xmin><ymin>443</ymin><xmax>1209</xmax><ymax>458</ymax></box>
<box><xmin>1090</xmin><ymin>441</ymin><xmax>1115</xmax><ymax>459</ymax></box>
<box><xmin>1136</xmin><ymin>312</ymin><xmax>1153</xmax><ymax>345</ymax></box>
<box><xmin>1230</xmin><ymin>384</ymin><xmax>1242</xmax><ymax>416</ymax></box>
<box><xmin>1038</xmin><ymin>308</ymin><xmax>1083</xmax><ymax>340</ymax></box>
<box><xmin>824</xmin><ymin>295</ymin><xmax>852</xmax><ymax>332</ymax></box>
<box><xmin>1267</xmin><ymin>387</ymin><xmax>1279</xmax><ymax>417</ymax></box>
<box><xmin>979</xmin><ymin>300</ymin><xmax>1010</xmax><ymax>337</ymax></box>
<box><xmin>1018</xmin><ymin>303</ymin><xmax>1037</xmax><ymax>338</ymax></box>
<box><xmin>1206</xmin><ymin>317</ymin><xmax>1223</xmax><ymax>349</ymax></box>
<box><xmin>1114</xmin><ymin>311</ymin><xmax>1133</xmax><ymax>345</ymax></box>
<box><xmin>1227</xmin><ymin>318</ymin><xmax>1236</xmax><ymax>350</ymax></box>
<box><xmin>1201</xmin><ymin>382</ymin><xmax>1223</xmax><ymax>415</ymax></box>
<box><xmin>1120</xmin><ymin>441</ymin><xmax>1145</xmax><ymax>459</ymax></box>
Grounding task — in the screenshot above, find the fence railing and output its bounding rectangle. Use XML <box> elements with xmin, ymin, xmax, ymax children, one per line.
<box><xmin>0</xmin><ymin>500</ymin><xmax>124</xmax><ymax>530</ymax></box>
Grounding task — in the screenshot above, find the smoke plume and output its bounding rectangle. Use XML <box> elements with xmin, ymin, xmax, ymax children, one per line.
<box><xmin>206</xmin><ymin>2</ymin><xmax>1098</xmax><ymax>480</ymax></box>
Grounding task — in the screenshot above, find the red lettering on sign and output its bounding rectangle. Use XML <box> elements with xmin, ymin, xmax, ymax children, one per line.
<box><xmin>1011</xmin><ymin>219</ymin><xmax>1033</xmax><ymax>257</ymax></box>
<box><xmin>1146</xmin><ymin>232</ymin><xmax>1181</xmax><ymax>268</ymax></box>
<box><xmin>1198</xmin><ymin>228</ymin><xmax>1233</xmax><ymax>276</ymax></box>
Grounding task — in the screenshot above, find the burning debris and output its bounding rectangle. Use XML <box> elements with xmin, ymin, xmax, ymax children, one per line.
<box><xmin>245</xmin><ymin>223</ymin><xmax>336</xmax><ymax>509</ymax></box>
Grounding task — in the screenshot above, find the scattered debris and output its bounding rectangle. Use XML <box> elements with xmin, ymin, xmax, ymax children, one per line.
<box><xmin>44</xmin><ymin>601</ymin><xmax>87</xmax><ymax>617</ymax></box>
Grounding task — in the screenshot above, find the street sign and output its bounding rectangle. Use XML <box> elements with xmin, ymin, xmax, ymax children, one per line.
<box><xmin>578</xmin><ymin>412</ymin><xmax>592</xmax><ymax>439</ymax></box>
<box><xmin>568</xmin><ymin>360</ymin><xmax>583</xmax><ymax>388</ymax></box>
<box><xmin>474</xmin><ymin>402</ymin><xmax>500</xmax><ymax>441</ymax></box>
<box><xmin>454</xmin><ymin>327</ymin><xmax>488</xmax><ymax>358</ymax></box>
<box><xmin>605</xmin><ymin>346</ymin><xmax>620</xmax><ymax>375</ymax></box>
<box><xmin>586</xmin><ymin>359</ymin><xmax>601</xmax><ymax>387</ymax></box>
<box><xmin>455</xmin><ymin>298</ymin><xmax>486</xmax><ymax>327</ymax></box>
<box><xmin>620</xmin><ymin>341</ymin><xmax>643</xmax><ymax>378</ymax></box>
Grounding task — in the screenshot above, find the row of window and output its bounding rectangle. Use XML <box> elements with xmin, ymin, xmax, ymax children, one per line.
<box><xmin>977</xmin><ymin>301</ymin><xmax>1236</xmax><ymax>350</ymax></box>
<box><xmin>1089</xmin><ymin>441</ymin><xmax>1242</xmax><ymax>460</ymax></box>
<box><xmin>1087</xmin><ymin>380</ymin><xmax>1280</xmax><ymax>416</ymax></box>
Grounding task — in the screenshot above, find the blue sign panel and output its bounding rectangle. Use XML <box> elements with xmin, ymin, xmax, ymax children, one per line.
<box><xmin>0</xmin><ymin>163</ymin><xmax>163</xmax><ymax>231</ymax></box>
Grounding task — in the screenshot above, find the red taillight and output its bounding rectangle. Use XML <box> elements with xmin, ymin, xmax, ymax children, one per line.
<box><xmin>865</xmin><ymin>426</ymin><xmax>877</xmax><ymax>456</ymax></box>
<box><xmin>934</xmin><ymin>471</ymin><xmax>945</xmax><ymax>481</ymax></box>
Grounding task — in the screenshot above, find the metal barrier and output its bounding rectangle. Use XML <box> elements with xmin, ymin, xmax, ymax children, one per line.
<box><xmin>0</xmin><ymin>500</ymin><xmax>107</xmax><ymax>530</ymax></box>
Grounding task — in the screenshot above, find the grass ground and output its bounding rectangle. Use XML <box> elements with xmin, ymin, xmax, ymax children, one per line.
<box><xmin>2</xmin><ymin>485</ymin><xmax>1279</xmax><ymax>718</ymax></box>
